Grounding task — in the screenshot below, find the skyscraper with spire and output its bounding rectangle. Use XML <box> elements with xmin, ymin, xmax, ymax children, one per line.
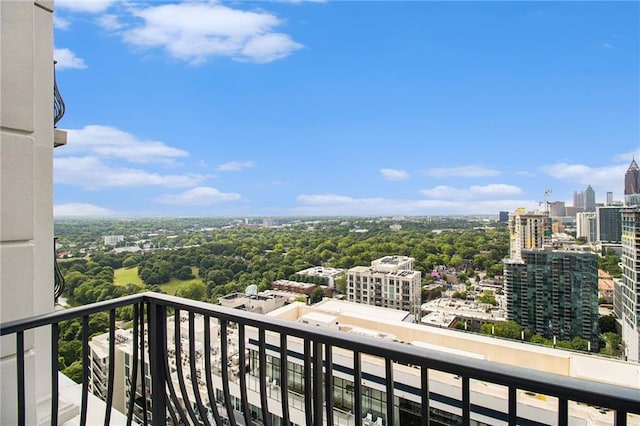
<box><xmin>625</xmin><ymin>158</ymin><xmax>640</xmax><ymax>206</ymax></box>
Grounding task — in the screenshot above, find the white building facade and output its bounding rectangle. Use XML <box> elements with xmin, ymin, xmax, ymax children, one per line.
<box><xmin>507</xmin><ymin>209</ymin><xmax>551</xmax><ymax>260</ymax></box>
<box><xmin>346</xmin><ymin>256</ymin><xmax>422</xmax><ymax>321</ymax></box>
<box><xmin>0</xmin><ymin>1</ymin><xmax>68</xmax><ymax>423</ymax></box>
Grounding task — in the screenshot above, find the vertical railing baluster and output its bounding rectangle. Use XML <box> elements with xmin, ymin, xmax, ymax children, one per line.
<box><xmin>126</xmin><ymin>304</ymin><xmax>139</xmax><ymax>426</ymax></box>
<box><xmin>508</xmin><ymin>385</ymin><xmax>517</xmax><ymax>426</ymax></box>
<box><xmin>139</xmin><ymin>302</ymin><xmax>148</xmax><ymax>425</ymax></box>
<box><xmin>259</xmin><ymin>328</ymin><xmax>272</xmax><ymax>426</ymax></box>
<box><xmin>173</xmin><ymin>309</ymin><xmax>199</xmax><ymax>424</ymax></box>
<box><xmin>188</xmin><ymin>313</ymin><xmax>211</xmax><ymax>426</ymax></box>
<box><xmin>324</xmin><ymin>344</ymin><xmax>334</xmax><ymax>426</ymax></box>
<box><xmin>462</xmin><ymin>376</ymin><xmax>470</xmax><ymax>425</ymax></box>
<box><xmin>80</xmin><ymin>315</ymin><xmax>89</xmax><ymax>426</ymax></box>
<box><xmin>313</xmin><ymin>341</ymin><xmax>323</xmax><ymax>426</ymax></box>
<box><xmin>162</xmin><ymin>312</ymin><xmax>189</xmax><ymax>423</ymax></box>
<box><xmin>203</xmin><ymin>316</ymin><xmax>223</xmax><ymax>425</ymax></box>
<box><xmin>238</xmin><ymin>324</ymin><xmax>252</xmax><ymax>426</ymax></box>
<box><xmin>104</xmin><ymin>309</ymin><xmax>116</xmax><ymax>426</ymax></box>
<box><xmin>16</xmin><ymin>331</ymin><xmax>25</xmax><ymax>426</ymax></box>
<box><xmin>385</xmin><ymin>358</ymin><xmax>394</xmax><ymax>426</ymax></box>
<box><xmin>51</xmin><ymin>323</ymin><xmax>59</xmax><ymax>426</ymax></box>
<box><xmin>558</xmin><ymin>397</ymin><xmax>568</xmax><ymax>426</ymax></box>
<box><xmin>421</xmin><ymin>366</ymin><xmax>429</xmax><ymax>426</ymax></box>
<box><xmin>148</xmin><ymin>302</ymin><xmax>167</xmax><ymax>425</ymax></box>
<box><xmin>615</xmin><ymin>410</ymin><xmax>628</xmax><ymax>426</ymax></box>
<box><xmin>304</xmin><ymin>339</ymin><xmax>313</xmax><ymax>426</ymax></box>
<box><xmin>353</xmin><ymin>351</ymin><xmax>362</xmax><ymax>426</ymax></box>
<box><xmin>279</xmin><ymin>333</ymin><xmax>290</xmax><ymax>426</ymax></box>
<box><xmin>162</xmin><ymin>311</ymin><xmax>184</xmax><ymax>425</ymax></box>
<box><xmin>220</xmin><ymin>320</ymin><xmax>237</xmax><ymax>426</ymax></box>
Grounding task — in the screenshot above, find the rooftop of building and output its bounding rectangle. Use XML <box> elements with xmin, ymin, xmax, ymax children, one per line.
<box><xmin>295</xmin><ymin>266</ymin><xmax>345</xmax><ymax>276</ymax></box>
<box><xmin>421</xmin><ymin>297</ymin><xmax>506</xmax><ymax>322</ymax></box>
<box><xmin>266</xmin><ymin>299</ymin><xmax>640</xmax><ymax>390</ymax></box>
<box><xmin>272</xmin><ymin>279</ymin><xmax>317</xmax><ymax>290</ymax></box>
<box><xmin>598</xmin><ymin>270</ymin><xmax>615</xmax><ymax>292</ymax></box>
<box><xmin>348</xmin><ymin>265</ymin><xmax>421</xmax><ymax>277</ymax></box>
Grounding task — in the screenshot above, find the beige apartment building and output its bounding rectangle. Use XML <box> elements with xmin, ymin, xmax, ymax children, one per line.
<box><xmin>346</xmin><ymin>256</ymin><xmax>422</xmax><ymax>321</ymax></box>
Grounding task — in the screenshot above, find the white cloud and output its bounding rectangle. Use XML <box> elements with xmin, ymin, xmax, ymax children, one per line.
<box><xmin>603</xmin><ymin>43</ymin><xmax>612</xmax><ymax>48</ymax></box>
<box><xmin>297</xmin><ymin>194</ymin><xmax>359</xmax><ymax>205</ymax></box>
<box><xmin>155</xmin><ymin>187</ymin><xmax>241</xmax><ymax>206</ymax></box>
<box><xmin>54</xmin><ymin>15</ymin><xmax>71</xmax><ymax>30</ymax></box>
<box><xmin>424</xmin><ymin>166</ymin><xmax>500</xmax><ymax>178</ymax></box>
<box><xmin>420</xmin><ymin>186</ymin><xmax>463</xmax><ymax>199</ymax></box>
<box><xmin>420</xmin><ymin>184</ymin><xmax>521</xmax><ymax>200</ymax></box>
<box><xmin>380</xmin><ymin>168</ymin><xmax>409</xmax><ymax>181</ymax></box>
<box><xmin>470</xmin><ymin>184</ymin><xmax>522</xmax><ymax>197</ymax></box>
<box><xmin>54</xmin><ymin>48</ymin><xmax>87</xmax><ymax>70</ymax></box>
<box><xmin>217</xmin><ymin>161</ymin><xmax>256</xmax><ymax>171</ymax></box>
<box><xmin>541</xmin><ymin>162</ymin><xmax>627</xmax><ymax>188</ymax></box>
<box><xmin>54</xmin><ymin>156</ymin><xmax>207</xmax><ymax>190</ymax></box>
<box><xmin>62</xmin><ymin>125</ymin><xmax>188</xmax><ymax>164</ymax></box>
<box><xmin>56</xmin><ymin>0</ymin><xmax>115</xmax><ymax>13</ymax></box>
<box><xmin>122</xmin><ymin>2</ymin><xmax>303</xmax><ymax>64</ymax></box>
<box><xmin>97</xmin><ymin>14</ymin><xmax>124</xmax><ymax>31</ymax></box>
<box><xmin>240</xmin><ymin>33</ymin><xmax>303</xmax><ymax>63</ymax></box>
<box><xmin>54</xmin><ymin>203</ymin><xmax>115</xmax><ymax>216</ymax></box>
<box><xmin>294</xmin><ymin>193</ymin><xmax>538</xmax><ymax>216</ymax></box>
<box><xmin>613</xmin><ymin>149</ymin><xmax>640</xmax><ymax>163</ymax></box>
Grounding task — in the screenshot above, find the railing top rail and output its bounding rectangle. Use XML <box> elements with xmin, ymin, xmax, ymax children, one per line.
<box><xmin>0</xmin><ymin>293</ymin><xmax>145</xmax><ymax>335</ymax></box>
<box><xmin>1</xmin><ymin>291</ymin><xmax>639</xmax><ymax>414</ymax></box>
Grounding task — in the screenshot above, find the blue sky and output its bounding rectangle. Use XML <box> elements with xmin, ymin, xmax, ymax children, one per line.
<box><xmin>52</xmin><ymin>0</ymin><xmax>639</xmax><ymax>217</ymax></box>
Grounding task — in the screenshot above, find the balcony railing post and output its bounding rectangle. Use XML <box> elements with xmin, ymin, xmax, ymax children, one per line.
<box><xmin>148</xmin><ymin>300</ymin><xmax>167</xmax><ymax>425</ymax></box>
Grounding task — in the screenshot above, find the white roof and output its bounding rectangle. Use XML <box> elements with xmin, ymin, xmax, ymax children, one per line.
<box><xmin>314</xmin><ymin>299</ymin><xmax>411</xmax><ymax>322</ymax></box>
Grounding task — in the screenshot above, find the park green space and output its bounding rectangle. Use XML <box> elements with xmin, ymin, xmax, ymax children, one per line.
<box><xmin>114</xmin><ymin>266</ymin><xmax>202</xmax><ymax>296</ymax></box>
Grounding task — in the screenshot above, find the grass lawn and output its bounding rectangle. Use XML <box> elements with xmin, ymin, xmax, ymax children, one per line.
<box><xmin>158</xmin><ymin>276</ymin><xmax>204</xmax><ymax>296</ymax></box>
<box><xmin>114</xmin><ymin>266</ymin><xmax>203</xmax><ymax>296</ymax></box>
<box><xmin>114</xmin><ymin>267</ymin><xmax>144</xmax><ymax>287</ymax></box>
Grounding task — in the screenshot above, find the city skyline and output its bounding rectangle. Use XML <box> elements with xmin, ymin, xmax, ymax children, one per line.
<box><xmin>52</xmin><ymin>1</ymin><xmax>639</xmax><ymax>217</ymax></box>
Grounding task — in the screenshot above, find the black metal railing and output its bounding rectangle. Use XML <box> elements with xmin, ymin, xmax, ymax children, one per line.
<box><xmin>53</xmin><ymin>238</ymin><xmax>65</xmax><ymax>302</ymax></box>
<box><xmin>1</xmin><ymin>292</ymin><xmax>639</xmax><ymax>426</ymax></box>
<box><xmin>53</xmin><ymin>61</ymin><xmax>65</xmax><ymax>126</ymax></box>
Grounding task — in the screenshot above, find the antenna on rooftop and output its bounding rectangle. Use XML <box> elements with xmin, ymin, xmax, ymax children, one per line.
<box><xmin>245</xmin><ymin>284</ymin><xmax>258</xmax><ymax>296</ymax></box>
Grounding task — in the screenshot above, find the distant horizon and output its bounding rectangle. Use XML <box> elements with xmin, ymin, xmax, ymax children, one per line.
<box><xmin>53</xmin><ymin>213</ymin><xmax>503</xmax><ymax>219</ymax></box>
<box><xmin>53</xmin><ymin>1</ymin><xmax>639</xmax><ymax>217</ymax></box>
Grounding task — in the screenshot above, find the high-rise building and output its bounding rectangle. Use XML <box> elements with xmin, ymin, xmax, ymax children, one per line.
<box><xmin>573</xmin><ymin>191</ymin><xmax>585</xmax><ymax>209</ymax></box>
<box><xmin>504</xmin><ymin>248</ymin><xmax>600</xmax><ymax>350</ymax></box>
<box><xmin>596</xmin><ymin>206</ymin><xmax>623</xmax><ymax>243</ymax></box>
<box><xmin>618</xmin><ymin>208</ymin><xmax>640</xmax><ymax>361</ymax></box>
<box><xmin>576</xmin><ymin>212</ymin><xmax>597</xmax><ymax>243</ymax></box>
<box><xmin>507</xmin><ymin>209</ymin><xmax>551</xmax><ymax>261</ymax></box>
<box><xmin>346</xmin><ymin>256</ymin><xmax>422</xmax><ymax>321</ymax></box>
<box><xmin>625</xmin><ymin>158</ymin><xmax>640</xmax><ymax>206</ymax></box>
<box><xmin>606</xmin><ymin>191</ymin><xmax>614</xmax><ymax>206</ymax></box>
<box><xmin>549</xmin><ymin>201</ymin><xmax>566</xmax><ymax>218</ymax></box>
<box><xmin>585</xmin><ymin>185</ymin><xmax>596</xmax><ymax>212</ymax></box>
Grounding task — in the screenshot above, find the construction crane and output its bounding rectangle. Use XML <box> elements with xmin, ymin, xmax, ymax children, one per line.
<box><xmin>538</xmin><ymin>188</ymin><xmax>552</xmax><ymax>214</ymax></box>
